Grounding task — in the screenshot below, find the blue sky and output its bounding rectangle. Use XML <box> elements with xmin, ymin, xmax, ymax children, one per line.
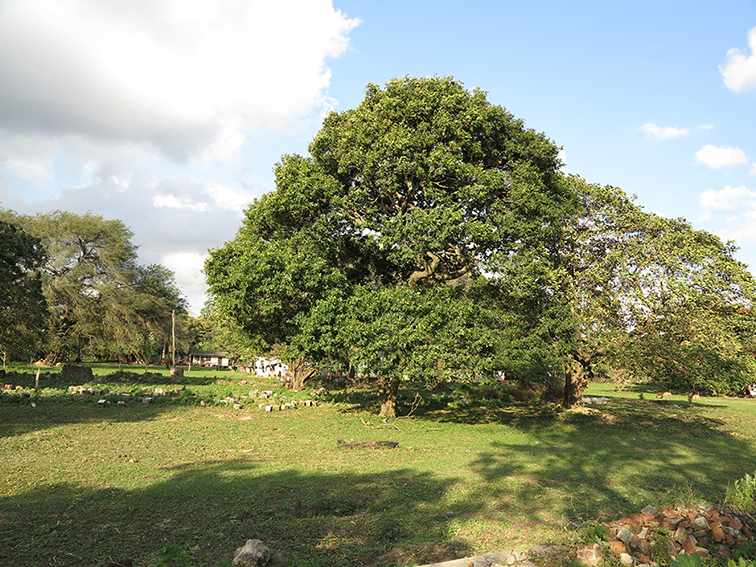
<box><xmin>1</xmin><ymin>1</ymin><xmax>754</xmax><ymax>311</ymax></box>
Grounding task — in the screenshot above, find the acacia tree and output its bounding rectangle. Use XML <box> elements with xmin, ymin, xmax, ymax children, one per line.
<box><xmin>564</xmin><ymin>176</ymin><xmax>756</xmax><ymax>397</ymax></box>
<box><xmin>0</xmin><ymin>220</ymin><xmax>47</xmax><ymax>365</ymax></box>
<box><xmin>0</xmin><ymin>210</ymin><xmax>186</xmax><ymax>363</ymax></box>
<box><xmin>207</xmin><ymin>77</ymin><xmax>576</xmax><ymax>416</ymax></box>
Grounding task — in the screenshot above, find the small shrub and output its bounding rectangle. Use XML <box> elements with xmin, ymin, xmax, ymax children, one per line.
<box><xmin>725</xmin><ymin>472</ymin><xmax>756</xmax><ymax>515</ymax></box>
<box><xmin>728</xmin><ymin>559</ymin><xmax>756</xmax><ymax>567</ymax></box>
<box><xmin>732</xmin><ymin>541</ymin><xmax>756</xmax><ymax>561</ymax></box>
<box><xmin>650</xmin><ymin>527</ymin><xmax>674</xmax><ymax>565</ymax></box>
<box><xmin>669</xmin><ymin>555</ymin><xmax>703</xmax><ymax>567</ymax></box>
<box><xmin>578</xmin><ymin>520</ymin><xmax>609</xmax><ymax>544</ymax></box>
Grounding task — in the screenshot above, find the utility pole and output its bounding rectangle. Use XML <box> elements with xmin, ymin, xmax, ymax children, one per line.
<box><xmin>171</xmin><ymin>309</ymin><xmax>176</xmax><ymax>369</ymax></box>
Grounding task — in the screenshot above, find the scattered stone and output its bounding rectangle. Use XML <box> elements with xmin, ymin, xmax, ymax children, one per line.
<box><xmin>117</xmin><ymin>400</ymin><xmax>126</xmax><ymax>406</ymax></box>
<box><xmin>674</xmin><ymin>525</ymin><xmax>688</xmax><ymax>544</ymax></box>
<box><xmin>232</xmin><ymin>539</ymin><xmax>271</xmax><ymax>567</ymax></box>
<box><xmin>97</xmin><ymin>398</ymin><xmax>109</xmax><ymax>405</ymax></box>
<box><xmin>142</xmin><ymin>397</ymin><xmax>153</xmax><ymax>405</ymax></box>
<box><xmin>619</xmin><ymin>552</ymin><xmax>633</xmax><ymax>566</ymax></box>
<box><xmin>264</xmin><ymin>405</ymin><xmax>274</xmax><ymax>412</ymax></box>
<box><xmin>692</xmin><ymin>516</ymin><xmax>709</xmax><ymax>530</ymax></box>
<box><xmin>640</xmin><ymin>505</ymin><xmax>658</xmax><ymax>518</ymax></box>
<box><xmin>616</xmin><ymin>527</ymin><xmax>633</xmax><ymax>545</ymax></box>
<box><xmin>582</xmin><ymin>396</ymin><xmax>610</xmax><ymax>405</ymax></box>
<box><xmin>576</xmin><ymin>543</ymin><xmax>602</xmax><ymax>566</ymax></box>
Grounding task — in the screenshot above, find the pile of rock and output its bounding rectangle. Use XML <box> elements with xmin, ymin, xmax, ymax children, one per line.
<box><xmin>246</xmin><ymin>389</ymin><xmax>318</xmax><ymax>412</ymax></box>
<box><xmin>577</xmin><ymin>505</ymin><xmax>753</xmax><ymax>566</ymax></box>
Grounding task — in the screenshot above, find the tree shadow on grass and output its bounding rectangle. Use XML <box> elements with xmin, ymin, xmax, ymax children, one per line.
<box><xmin>0</xmin><ymin>460</ymin><xmax>474</xmax><ymax>567</ymax></box>
<box><xmin>0</xmin><ymin>400</ymin><xmax>189</xmax><ymax>440</ymax></box>
<box><xmin>461</xmin><ymin>396</ymin><xmax>756</xmax><ymax>526</ymax></box>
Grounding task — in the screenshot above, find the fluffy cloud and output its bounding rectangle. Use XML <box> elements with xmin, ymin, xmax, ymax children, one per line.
<box><xmin>695</xmin><ymin>145</ymin><xmax>748</xmax><ymax>169</ymax></box>
<box><xmin>720</xmin><ymin>27</ymin><xmax>756</xmax><ymax>93</ymax></box>
<box><xmin>0</xmin><ymin>1</ymin><xmax>359</xmax><ymax>164</ymax></box>
<box><xmin>161</xmin><ymin>251</ymin><xmax>210</xmax><ymax>315</ymax></box>
<box><xmin>640</xmin><ymin>123</ymin><xmax>689</xmax><ymax>140</ymax></box>
<box><xmin>0</xmin><ymin>1</ymin><xmax>358</xmax><ymax>312</ymax></box>
<box><xmin>699</xmin><ymin>185</ymin><xmax>756</xmax><ymax>243</ymax></box>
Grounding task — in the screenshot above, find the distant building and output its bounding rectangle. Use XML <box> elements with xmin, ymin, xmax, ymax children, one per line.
<box><xmin>190</xmin><ymin>352</ymin><xmax>231</xmax><ymax>369</ymax></box>
<box><xmin>254</xmin><ymin>356</ymin><xmax>288</xmax><ymax>378</ymax></box>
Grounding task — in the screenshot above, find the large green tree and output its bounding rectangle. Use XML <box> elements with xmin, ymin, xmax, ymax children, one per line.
<box><xmin>207</xmin><ymin>77</ymin><xmax>577</xmax><ymax>415</ymax></box>
<box><xmin>0</xmin><ymin>210</ymin><xmax>186</xmax><ymax>363</ymax></box>
<box><xmin>0</xmin><ymin>220</ymin><xmax>48</xmax><ymax>364</ymax></box>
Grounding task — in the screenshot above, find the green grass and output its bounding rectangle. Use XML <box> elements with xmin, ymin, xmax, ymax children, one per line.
<box><xmin>1</xmin><ymin>367</ymin><xmax>755</xmax><ymax>566</ymax></box>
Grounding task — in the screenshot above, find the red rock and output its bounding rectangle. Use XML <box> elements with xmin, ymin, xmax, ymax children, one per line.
<box><xmin>711</xmin><ymin>525</ymin><xmax>725</xmax><ymax>542</ymax></box>
<box><xmin>694</xmin><ymin>547</ymin><xmax>710</xmax><ymax>558</ymax></box>
<box><xmin>682</xmin><ymin>535</ymin><xmax>697</xmax><ymax>554</ymax></box>
<box><xmin>674</xmin><ymin>525</ymin><xmax>688</xmax><ymax>544</ymax></box>
<box><xmin>627</xmin><ymin>513</ymin><xmax>644</xmax><ymax>528</ymax></box>
<box><xmin>730</xmin><ymin>517</ymin><xmax>743</xmax><ymax>530</ymax></box>
<box><xmin>609</xmin><ymin>540</ymin><xmax>626</xmax><ymax>555</ymax></box>
<box><xmin>638</xmin><ymin>554</ymin><xmax>651</xmax><ymax>564</ymax></box>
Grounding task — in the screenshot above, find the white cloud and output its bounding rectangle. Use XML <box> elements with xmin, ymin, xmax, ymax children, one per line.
<box><xmin>0</xmin><ymin>1</ymin><xmax>359</xmax><ymax>312</ymax></box>
<box><xmin>161</xmin><ymin>251</ymin><xmax>209</xmax><ymax>315</ymax></box>
<box><xmin>640</xmin><ymin>123</ymin><xmax>689</xmax><ymax>140</ymax></box>
<box><xmin>720</xmin><ymin>27</ymin><xmax>756</xmax><ymax>93</ymax></box>
<box><xmin>695</xmin><ymin>144</ymin><xmax>748</xmax><ymax>169</ymax></box>
<box><xmin>207</xmin><ymin>184</ymin><xmax>255</xmax><ymax>212</ymax></box>
<box><xmin>0</xmin><ymin>1</ymin><xmax>359</xmax><ymax>163</ymax></box>
<box><xmin>751</xmin><ymin>163</ymin><xmax>756</xmax><ymax>176</ymax></box>
<box><xmin>699</xmin><ymin>185</ymin><xmax>756</xmax><ymax>215</ymax></box>
<box><xmin>153</xmin><ymin>193</ymin><xmax>209</xmax><ymax>212</ymax></box>
<box><xmin>698</xmin><ymin>185</ymin><xmax>756</xmax><ymax>243</ymax></box>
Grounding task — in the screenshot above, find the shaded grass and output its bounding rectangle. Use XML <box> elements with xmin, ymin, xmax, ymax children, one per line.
<box><xmin>0</xmin><ymin>372</ymin><xmax>754</xmax><ymax>566</ymax></box>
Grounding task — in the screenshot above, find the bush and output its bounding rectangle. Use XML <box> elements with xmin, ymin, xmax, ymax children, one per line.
<box><xmin>725</xmin><ymin>472</ymin><xmax>756</xmax><ymax>515</ymax></box>
<box><xmin>669</xmin><ymin>556</ymin><xmax>703</xmax><ymax>567</ymax></box>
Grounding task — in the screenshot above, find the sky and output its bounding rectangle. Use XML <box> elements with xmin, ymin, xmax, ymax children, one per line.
<box><xmin>1</xmin><ymin>1</ymin><xmax>755</xmax><ymax>313</ymax></box>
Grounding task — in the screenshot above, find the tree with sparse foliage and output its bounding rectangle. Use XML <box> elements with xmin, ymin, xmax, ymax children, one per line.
<box><xmin>563</xmin><ymin>176</ymin><xmax>756</xmax><ymax>397</ymax></box>
<box><xmin>207</xmin><ymin>77</ymin><xmax>577</xmax><ymax>415</ymax></box>
<box><xmin>0</xmin><ymin>210</ymin><xmax>186</xmax><ymax>364</ymax></box>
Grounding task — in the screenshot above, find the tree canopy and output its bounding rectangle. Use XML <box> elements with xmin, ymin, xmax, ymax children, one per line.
<box><xmin>207</xmin><ymin>77</ymin><xmax>578</xmax><ymax>415</ymax></box>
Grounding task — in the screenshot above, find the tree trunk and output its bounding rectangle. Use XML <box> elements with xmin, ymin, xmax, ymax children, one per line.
<box><xmin>562</xmin><ymin>357</ymin><xmax>588</xmax><ymax>408</ymax></box>
<box><xmin>378</xmin><ymin>377</ymin><xmax>398</xmax><ymax>417</ymax></box>
<box><xmin>283</xmin><ymin>358</ymin><xmax>317</xmax><ymax>390</ymax></box>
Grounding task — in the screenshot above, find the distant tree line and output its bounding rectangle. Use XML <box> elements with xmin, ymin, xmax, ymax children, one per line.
<box><xmin>205</xmin><ymin>77</ymin><xmax>756</xmax><ymax>415</ymax></box>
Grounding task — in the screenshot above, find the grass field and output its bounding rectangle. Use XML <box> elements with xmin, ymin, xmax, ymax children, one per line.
<box><xmin>1</xmin><ymin>365</ymin><xmax>754</xmax><ymax>566</ymax></box>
